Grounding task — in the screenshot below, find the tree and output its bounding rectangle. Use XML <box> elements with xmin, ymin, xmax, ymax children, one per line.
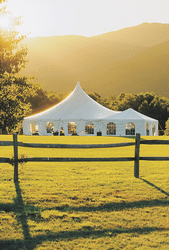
<box><xmin>88</xmin><ymin>92</ymin><xmax>109</xmax><ymax>107</ymax></box>
<box><xmin>0</xmin><ymin>2</ymin><xmax>38</xmax><ymax>133</ymax></box>
<box><xmin>25</xmin><ymin>85</ymin><xmax>69</xmax><ymax>116</ymax></box>
<box><xmin>165</xmin><ymin>118</ymin><xmax>169</xmax><ymax>135</ymax></box>
<box><xmin>0</xmin><ymin>74</ymin><xmax>37</xmax><ymax>133</ymax></box>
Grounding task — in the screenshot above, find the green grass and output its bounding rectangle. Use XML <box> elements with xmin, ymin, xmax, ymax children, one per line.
<box><xmin>0</xmin><ymin>136</ymin><xmax>169</xmax><ymax>249</ymax></box>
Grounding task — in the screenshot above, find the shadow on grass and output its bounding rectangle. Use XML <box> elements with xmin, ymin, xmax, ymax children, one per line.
<box><xmin>140</xmin><ymin>178</ymin><xmax>169</xmax><ymax>197</ymax></box>
<box><xmin>0</xmin><ymin>181</ymin><xmax>169</xmax><ymax>250</ymax></box>
<box><xmin>0</xmin><ymin>226</ymin><xmax>168</xmax><ymax>250</ymax></box>
<box><xmin>14</xmin><ymin>182</ymin><xmax>31</xmax><ymax>243</ymax></box>
<box><xmin>42</xmin><ymin>198</ymin><xmax>169</xmax><ymax>213</ymax></box>
<box><xmin>0</xmin><ymin>182</ymin><xmax>40</xmax><ymax>250</ymax></box>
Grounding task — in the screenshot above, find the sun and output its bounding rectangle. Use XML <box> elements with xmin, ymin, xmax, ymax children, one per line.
<box><xmin>0</xmin><ymin>15</ymin><xmax>13</xmax><ymax>31</ymax></box>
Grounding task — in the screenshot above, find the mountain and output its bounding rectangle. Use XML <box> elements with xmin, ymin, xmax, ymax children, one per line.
<box><xmin>92</xmin><ymin>40</ymin><xmax>169</xmax><ymax>97</ymax></box>
<box><xmin>93</xmin><ymin>22</ymin><xmax>169</xmax><ymax>46</ymax></box>
<box><xmin>21</xmin><ymin>23</ymin><xmax>169</xmax><ymax>97</ymax></box>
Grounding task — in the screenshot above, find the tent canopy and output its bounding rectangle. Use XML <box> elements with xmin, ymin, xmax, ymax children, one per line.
<box><xmin>25</xmin><ymin>81</ymin><xmax>119</xmax><ymax>122</ymax></box>
<box><xmin>103</xmin><ymin>108</ymin><xmax>157</xmax><ymax>122</ymax></box>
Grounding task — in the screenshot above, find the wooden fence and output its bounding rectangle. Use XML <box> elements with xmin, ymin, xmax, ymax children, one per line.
<box><xmin>1</xmin><ymin>133</ymin><xmax>169</xmax><ymax>182</ymax></box>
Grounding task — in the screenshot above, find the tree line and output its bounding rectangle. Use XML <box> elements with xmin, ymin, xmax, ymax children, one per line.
<box><xmin>0</xmin><ymin>1</ymin><xmax>169</xmax><ymax>135</ymax></box>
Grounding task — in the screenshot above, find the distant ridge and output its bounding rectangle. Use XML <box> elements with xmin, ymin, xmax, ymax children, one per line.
<box><xmin>92</xmin><ymin>23</ymin><xmax>169</xmax><ymax>46</ymax></box>
<box><xmin>21</xmin><ymin>23</ymin><xmax>169</xmax><ymax>97</ymax></box>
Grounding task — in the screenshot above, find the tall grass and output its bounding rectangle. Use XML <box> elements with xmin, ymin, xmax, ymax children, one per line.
<box><xmin>0</xmin><ymin>136</ymin><xmax>169</xmax><ymax>249</ymax></box>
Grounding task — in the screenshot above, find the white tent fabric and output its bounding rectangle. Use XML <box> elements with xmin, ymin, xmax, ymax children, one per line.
<box><xmin>23</xmin><ymin>82</ymin><xmax>119</xmax><ymax>136</ymax></box>
<box><xmin>23</xmin><ymin>82</ymin><xmax>158</xmax><ymax>136</ymax></box>
<box><xmin>102</xmin><ymin>108</ymin><xmax>158</xmax><ymax>136</ymax></box>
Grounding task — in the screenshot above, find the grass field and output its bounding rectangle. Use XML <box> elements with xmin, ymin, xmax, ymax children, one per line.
<box><xmin>0</xmin><ymin>135</ymin><xmax>169</xmax><ymax>249</ymax></box>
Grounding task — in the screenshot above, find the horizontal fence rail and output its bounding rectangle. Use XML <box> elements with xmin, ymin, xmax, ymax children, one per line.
<box><xmin>140</xmin><ymin>156</ymin><xmax>169</xmax><ymax>161</ymax></box>
<box><xmin>19</xmin><ymin>142</ymin><xmax>136</xmax><ymax>148</ymax></box>
<box><xmin>140</xmin><ymin>140</ymin><xmax>169</xmax><ymax>145</ymax></box>
<box><xmin>1</xmin><ymin>133</ymin><xmax>169</xmax><ymax>182</ymax></box>
<box><xmin>2</xmin><ymin>140</ymin><xmax>169</xmax><ymax>148</ymax></box>
<box><xmin>0</xmin><ymin>141</ymin><xmax>13</xmax><ymax>146</ymax></box>
<box><xmin>26</xmin><ymin>157</ymin><xmax>135</xmax><ymax>162</ymax></box>
<box><xmin>0</xmin><ymin>157</ymin><xmax>10</xmax><ymax>163</ymax></box>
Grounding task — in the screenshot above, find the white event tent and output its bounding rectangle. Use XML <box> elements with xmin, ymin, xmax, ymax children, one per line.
<box><xmin>23</xmin><ymin>82</ymin><xmax>158</xmax><ymax>136</ymax></box>
<box><xmin>102</xmin><ymin>108</ymin><xmax>158</xmax><ymax>136</ymax></box>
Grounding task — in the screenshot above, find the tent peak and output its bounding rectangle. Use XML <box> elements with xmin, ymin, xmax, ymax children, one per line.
<box><xmin>74</xmin><ymin>81</ymin><xmax>84</xmax><ymax>93</ymax></box>
<box><xmin>126</xmin><ymin>108</ymin><xmax>134</xmax><ymax>111</ymax></box>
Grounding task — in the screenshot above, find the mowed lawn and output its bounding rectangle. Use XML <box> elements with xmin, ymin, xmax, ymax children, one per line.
<box><xmin>0</xmin><ymin>135</ymin><xmax>169</xmax><ymax>249</ymax></box>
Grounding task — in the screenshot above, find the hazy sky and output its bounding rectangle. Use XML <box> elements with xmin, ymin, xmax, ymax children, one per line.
<box><xmin>5</xmin><ymin>0</ymin><xmax>169</xmax><ymax>37</ymax></box>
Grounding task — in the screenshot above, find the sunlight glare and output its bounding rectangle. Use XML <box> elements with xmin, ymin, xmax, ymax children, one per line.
<box><xmin>0</xmin><ymin>15</ymin><xmax>13</xmax><ymax>30</ymax></box>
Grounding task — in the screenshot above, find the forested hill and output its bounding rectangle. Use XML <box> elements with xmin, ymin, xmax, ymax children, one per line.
<box><xmin>21</xmin><ymin>23</ymin><xmax>169</xmax><ymax>97</ymax></box>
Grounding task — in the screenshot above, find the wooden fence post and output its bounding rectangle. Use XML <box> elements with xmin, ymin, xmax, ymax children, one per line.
<box><xmin>13</xmin><ymin>133</ymin><xmax>18</xmax><ymax>182</ymax></box>
<box><xmin>134</xmin><ymin>133</ymin><xmax>140</xmax><ymax>178</ymax></box>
